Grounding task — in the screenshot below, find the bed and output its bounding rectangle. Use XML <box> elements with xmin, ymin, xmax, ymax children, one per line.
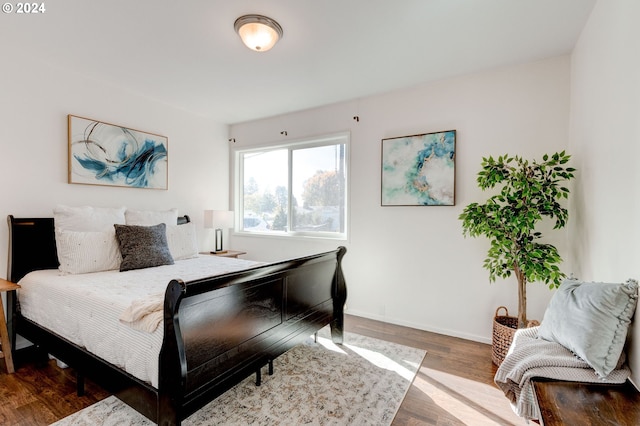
<box><xmin>6</xmin><ymin>213</ymin><xmax>347</xmax><ymax>425</ymax></box>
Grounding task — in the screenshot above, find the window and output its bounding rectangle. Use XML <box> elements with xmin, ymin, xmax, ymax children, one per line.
<box><xmin>235</xmin><ymin>133</ymin><xmax>348</xmax><ymax>239</ymax></box>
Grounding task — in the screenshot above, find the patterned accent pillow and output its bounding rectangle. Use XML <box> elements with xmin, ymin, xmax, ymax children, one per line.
<box><xmin>538</xmin><ymin>277</ymin><xmax>638</xmax><ymax>378</ymax></box>
<box><xmin>114</xmin><ymin>223</ymin><xmax>174</xmax><ymax>272</ymax></box>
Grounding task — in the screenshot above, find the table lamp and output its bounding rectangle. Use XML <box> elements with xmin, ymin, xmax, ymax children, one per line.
<box><xmin>204</xmin><ymin>210</ymin><xmax>235</xmax><ymax>253</ymax></box>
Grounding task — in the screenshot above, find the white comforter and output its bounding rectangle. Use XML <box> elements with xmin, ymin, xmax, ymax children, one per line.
<box><xmin>18</xmin><ymin>255</ymin><xmax>261</xmax><ymax>388</ymax></box>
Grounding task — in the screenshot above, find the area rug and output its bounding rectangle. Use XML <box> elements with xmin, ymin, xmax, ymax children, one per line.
<box><xmin>51</xmin><ymin>328</ymin><xmax>426</xmax><ymax>425</ymax></box>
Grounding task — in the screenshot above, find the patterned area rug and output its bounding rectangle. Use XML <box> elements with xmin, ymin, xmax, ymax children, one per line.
<box><xmin>51</xmin><ymin>328</ymin><xmax>425</xmax><ymax>425</ymax></box>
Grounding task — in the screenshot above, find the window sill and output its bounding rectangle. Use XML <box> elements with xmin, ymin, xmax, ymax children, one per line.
<box><xmin>233</xmin><ymin>230</ymin><xmax>347</xmax><ymax>242</ymax></box>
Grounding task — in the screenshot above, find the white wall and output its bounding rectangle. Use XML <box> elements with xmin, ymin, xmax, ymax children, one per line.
<box><xmin>230</xmin><ymin>56</ymin><xmax>572</xmax><ymax>342</ymax></box>
<box><xmin>568</xmin><ymin>0</ymin><xmax>640</xmax><ymax>386</ymax></box>
<box><xmin>0</xmin><ymin>48</ymin><xmax>231</xmax><ymax>282</ymax></box>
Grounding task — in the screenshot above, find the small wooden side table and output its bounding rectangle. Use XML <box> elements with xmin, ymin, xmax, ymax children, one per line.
<box><xmin>201</xmin><ymin>250</ymin><xmax>247</xmax><ymax>259</ymax></box>
<box><xmin>0</xmin><ymin>278</ymin><xmax>19</xmax><ymax>374</ymax></box>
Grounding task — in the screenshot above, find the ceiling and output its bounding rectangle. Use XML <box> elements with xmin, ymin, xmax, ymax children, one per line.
<box><xmin>3</xmin><ymin>0</ymin><xmax>596</xmax><ymax>124</ymax></box>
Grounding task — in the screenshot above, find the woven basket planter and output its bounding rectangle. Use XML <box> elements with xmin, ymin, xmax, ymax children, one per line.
<box><xmin>491</xmin><ymin>306</ymin><xmax>518</xmax><ymax>366</ymax></box>
<box><xmin>491</xmin><ymin>306</ymin><xmax>540</xmax><ymax>366</ymax></box>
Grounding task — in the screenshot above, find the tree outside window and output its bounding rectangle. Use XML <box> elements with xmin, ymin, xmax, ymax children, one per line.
<box><xmin>236</xmin><ymin>134</ymin><xmax>348</xmax><ymax>238</ymax></box>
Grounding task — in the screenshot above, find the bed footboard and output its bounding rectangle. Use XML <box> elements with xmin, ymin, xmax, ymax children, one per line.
<box><xmin>158</xmin><ymin>246</ymin><xmax>347</xmax><ymax>424</ymax></box>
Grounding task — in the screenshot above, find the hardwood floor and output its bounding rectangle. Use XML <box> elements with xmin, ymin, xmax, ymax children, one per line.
<box><xmin>0</xmin><ymin>348</ymin><xmax>109</xmax><ymax>425</ymax></box>
<box><xmin>347</xmin><ymin>315</ymin><xmax>525</xmax><ymax>425</ymax></box>
<box><xmin>0</xmin><ymin>315</ymin><xmax>525</xmax><ymax>425</ymax></box>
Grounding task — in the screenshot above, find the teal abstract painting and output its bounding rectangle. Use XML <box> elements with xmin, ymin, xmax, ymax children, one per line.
<box><xmin>381</xmin><ymin>130</ymin><xmax>455</xmax><ymax>206</ymax></box>
<box><xmin>68</xmin><ymin>115</ymin><xmax>168</xmax><ymax>190</ymax></box>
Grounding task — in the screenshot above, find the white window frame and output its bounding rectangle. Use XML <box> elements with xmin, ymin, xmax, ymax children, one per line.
<box><xmin>233</xmin><ymin>132</ymin><xmax>349</xmax><ymax>240</ymax></box>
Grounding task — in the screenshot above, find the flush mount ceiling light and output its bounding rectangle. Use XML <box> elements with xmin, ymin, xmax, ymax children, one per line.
<box><xmin>234</xmin><ymin>14</ymin><xmax>283</xmax><ymax>52</ymax></box>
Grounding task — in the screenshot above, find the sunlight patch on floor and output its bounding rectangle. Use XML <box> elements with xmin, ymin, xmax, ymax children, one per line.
<box><xmin>316</xmin><ymin>335</ymin><xmax>348</xmax><ymax>354</ymax></box>
<box><xmin>413</xmin><ymin>367</ymin><xmax>525</xmax><ymax>425</ymax></box>
<box><xmin>345</xmin><ymin>343</ymin><xmax>417</xmax><ymax>381</ymax></box>
<box><xmin>316</xmin><ymin>335</ymin><xmax>420</xmax><ymax>381</ymax></box>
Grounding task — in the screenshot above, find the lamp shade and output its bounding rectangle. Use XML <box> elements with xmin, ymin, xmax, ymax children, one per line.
<box><xmin>234</xmin><ymin>14</ymin><xmax>283</xmax><ymax>52</ymax></box>
<box><xmin>204</xmin><ymin>210</ymin><xmax>235</xmax><ymax>229</ymax></box>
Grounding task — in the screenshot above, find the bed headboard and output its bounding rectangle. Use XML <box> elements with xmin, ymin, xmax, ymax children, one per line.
<box><xmin>7</xmin><ymin>214</ymin><xmax>191</xmax><ymax>283</ymax></box>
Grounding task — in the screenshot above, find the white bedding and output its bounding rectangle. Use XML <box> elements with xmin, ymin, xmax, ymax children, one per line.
<box><xmin>18</xmin><ymin>255</ymin><xmax>261</xmax><ymax>388</ymax></box>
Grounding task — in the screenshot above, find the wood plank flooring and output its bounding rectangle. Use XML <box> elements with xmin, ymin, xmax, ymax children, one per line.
<box><xmin>347</xmin><ymin>315</ymin><xmax>525</xmax><ymax>425</ymax></box>
<box><xmin>0</xmin><ymin>315</ymin><xmax>525</xmax><ymax>425</ymax></box>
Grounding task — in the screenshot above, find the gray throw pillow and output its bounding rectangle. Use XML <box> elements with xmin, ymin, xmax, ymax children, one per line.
<box><xmin>114</xmin><ymin>223</ymin><xmax>174</xmax><ymax>272</ymax></box>
<box><xmin>538</xmin><ymin>277</ymin><xmax>638</xmax><ymax>378</ymax></box>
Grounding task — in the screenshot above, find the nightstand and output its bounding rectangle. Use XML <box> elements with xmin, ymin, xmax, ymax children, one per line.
<box><xmin>201</xmin><ymin>250</ymin><xmax>247</xmax><ymax>259</ymax></box>
<box><xmin>0</xmin><ymin>278</ymin><xmax>20</xmax><ymax>373</ymax></box>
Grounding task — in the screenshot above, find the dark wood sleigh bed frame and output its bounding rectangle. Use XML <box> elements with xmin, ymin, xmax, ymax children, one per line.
<box><xmin>6</xmin><ymin>215</ymin><xmax>347</xmax><ymax>425</ymax></box>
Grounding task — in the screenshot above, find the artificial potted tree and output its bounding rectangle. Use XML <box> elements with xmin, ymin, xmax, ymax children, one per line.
<box><xmin>459</xmin><ymin>151</ymin><xmax>575</xmax><ymax>365</ymax></box>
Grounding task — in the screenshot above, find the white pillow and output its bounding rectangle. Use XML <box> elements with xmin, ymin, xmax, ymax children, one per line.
<box><xmin>166</xmin><ymin>223</ymin><xmax>199</xmax><ymax>260</ymax></box>
<box><xmin>53</xmin><ymin>205</ymin><xmax>126</xmax><ymax>232</ymax></box>
<box><xmin>125</xmin><ymin>208</ymin><xmax>178</xmax><ymax>226</ymax></box>
<box><xmin>538</xmin><ymin>278</ymin><xmax>639</xmax><ymax>378</ymax></box>
<box><xmin>53</xmin><ymin>205</ymin><xmax>126</xmax><ymax>274</ymax></box>
<box><xmin>56</xmin><ymin>229</ymin><xmax>122</xmax><ymax>274</ymax></box>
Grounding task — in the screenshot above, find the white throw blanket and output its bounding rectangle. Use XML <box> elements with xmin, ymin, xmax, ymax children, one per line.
<box><xmin>119</xmin><ymin>292</ymin><xmax>165</xmax><ymax>333</ymax></box>
<box><xmin>494</xmin><ymin>326</ymin><xmax>630</xmax><ymax>421</ymax></box>
<box><xmin>117</xmin><ymin>258</ymin><xmax>266</xmax><ymax>333</ymax></box>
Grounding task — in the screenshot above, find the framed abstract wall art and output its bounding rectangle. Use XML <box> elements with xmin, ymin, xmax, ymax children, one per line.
<box><xmin>381</xmin><ymin>130</ymin><xmax>456</xmax><ymax>206</ymax></box>
<box><xmin>68</xmin><ymin>115</ymin><xmax>168</xmax><ymax>189</ymax></box>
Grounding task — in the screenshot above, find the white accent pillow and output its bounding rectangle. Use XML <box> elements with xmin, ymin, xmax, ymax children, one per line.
<box><xmin>54</xmin><ymin>205</ymin><xmax>126</xmax><ymax>232</ymax></box>
<box><xmin>56</xmin><ymin>229</ymin><xmax>122</xmax><ymax>274</ymax></box>
<box><xmin>166</xmin><ymin>223</ymin><xmax>199</xmax><ymax>260</ymax></box>
<box><xmin>125</xmin><ymin>208</ymin><xmax>179</xmax><ymax>226</ymax></box>
<box><xmin>53</xmin><ymin>205</ymin><xmax>126</xmax><ymax>274</ymax></box>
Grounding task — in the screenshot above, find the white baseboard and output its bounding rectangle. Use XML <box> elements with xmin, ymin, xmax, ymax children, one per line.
<box><xmin>345</xmin><ymin>308</ymin><xmax>491</xmax><ymax>344</ymax></box>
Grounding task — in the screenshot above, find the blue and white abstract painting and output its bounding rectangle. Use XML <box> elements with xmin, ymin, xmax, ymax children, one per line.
<box><xmin>68</xmin><ymin>115</ymin><xmax>168</xmax><ymax>189</ymax></box>
<box><xmin>381</xmin><ymin>130</ymin><xmax>455</xmax><ymax>206</ymax></box>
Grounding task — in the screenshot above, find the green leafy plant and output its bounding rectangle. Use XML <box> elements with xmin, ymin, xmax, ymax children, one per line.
<box><xmin>459</xmin><ymin>151</ymin><xmax>576</xmax><ymax>328</ymax></box>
